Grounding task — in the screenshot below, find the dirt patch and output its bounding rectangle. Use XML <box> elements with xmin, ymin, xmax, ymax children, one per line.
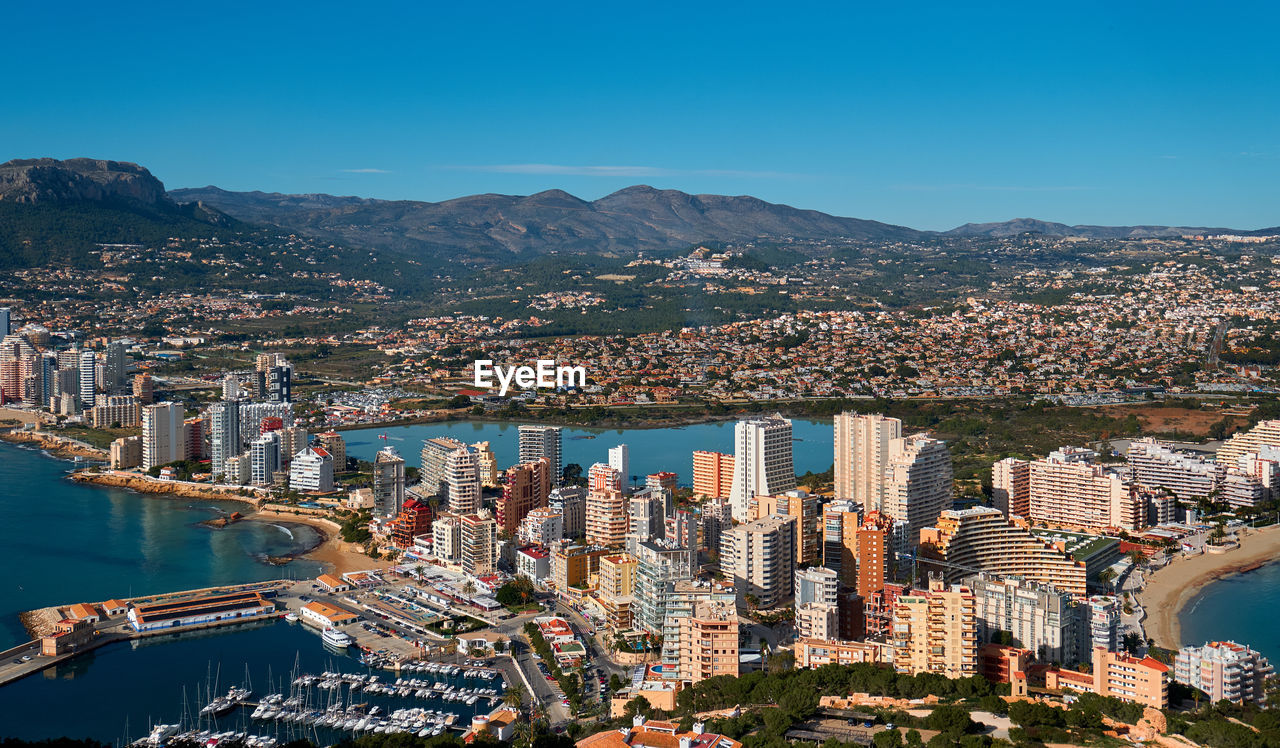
<box><xmin>1098</xmin><ymin>405</ymin><xmax>1242</xmax><ymax>437</ymax></box>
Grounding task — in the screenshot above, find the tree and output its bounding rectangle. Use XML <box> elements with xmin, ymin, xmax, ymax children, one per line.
<box><xmin>462</xmin><ymin>580</ymin><xmax>477</xmax><ymax>597</ymax></box>
<box><xmin>504</xmin><ymin>683</ymin><xmax>528</xmax><ymax>712</ymax></box>
<box><xmin>924</xmin><ymin>704</ymin><xmax>974</xmax><ymax>737</ymax></box>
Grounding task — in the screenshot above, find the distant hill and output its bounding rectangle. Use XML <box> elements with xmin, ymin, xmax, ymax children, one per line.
<box><xmin>168</xmin><ymin>184</ymin><xmax>929</xmax><ymax>262</ymax></box>
<box><xmin>0</xmin><ymin>158</ymin><xmax>239</xmax><ymax>269</ymax></box>
<box><xmin>945</xmin><ymin>217</ymin><xmax>1278</xmax><ymax>239</ymax></box>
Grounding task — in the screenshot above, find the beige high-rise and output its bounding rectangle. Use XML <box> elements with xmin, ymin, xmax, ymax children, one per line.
<box><xmin>919</xmin><ymin>507</ymin><xmax>1087</xmax><ymax>596</ymax></box>
<box><xmin>723</xmin><ymin>514</ymin><xmax>796</xmax><ymax>609</ymax></box>
<box><xmin>833</xmin><ymin>412</ymin><xmax>902</xmax><ymax>507</ymax></box>
<box><xmin>1028</xmin><ymin>450</ymin><xmax>1142</xmax><ymax>531</ymax></box>
<box><xmin>892</xmin><ymin>579</ymin><xmax>978</xmax><ymax>678</ymax></box>
<box><xmin>883</xmin><ymin>434</ymin><xmax>952</xmax><ymax>544</ymax></box>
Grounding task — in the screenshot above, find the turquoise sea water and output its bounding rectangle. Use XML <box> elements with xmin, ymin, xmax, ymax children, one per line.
<box><xmin>1178</xmin><ymin>558</ymin><xmax>1280</xmax><ymax>662</ymax></box>
<box><xmin>342</xmin><ymin>417</ymin><xmax>837</xmax><ymax>479</ymax></box>
<box><xmin>0</xmin><ymin>441</ymin><xmax>324</xmax><ymax>649</ymax></box>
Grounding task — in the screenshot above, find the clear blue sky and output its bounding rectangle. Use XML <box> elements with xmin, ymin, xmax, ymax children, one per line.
<box><xmin>7</xmin><ymin>1</ymin><xmax>1278</xmax><ymax>230</ymax></box>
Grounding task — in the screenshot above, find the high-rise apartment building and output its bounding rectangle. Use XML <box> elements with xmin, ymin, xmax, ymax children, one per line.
<box><xmin>0</xmin><ymin>308</ymin><xmax>9</xmax><ymax>337</ymax></box>
<box><xmin>278</xmin><ymin>425</ymin><xmax>308</xmax><ymax>464</ymax></box>
<box><xmin>882</xmin><ymin>434</ymin><xmax>952</xmax><ymax>544</ymax></box>
<box><xmin>822</xmin><ymin>499</ymin><xmax>862</xmax><ymax>584</ymax></box>
<box><xmin>373</xmin><ymin>447</ymin><xmax>406</xmax><ymax>517</ymax></box>
<box><xmin>90</xmin><ymin>394</ymin><xmax>141</xmax><ymax>429</ymax></box>
<box><xmin>132</xmin><ymin>373</ymin><xmax>154</xmax><ymax>404</ymax></box>
<box><xmin>597</xmin><ymin>552</ymin><xmax>638</xmax><ymax>629</ymax></box>
<box><xmin>548</xmin><ymin>486</ymin><xmax>586</xmax><ymax>538</ymax></box>
<box><xmin>1127</xmin><ymin>438</ymin><xmax>1228</xmax><ymax>503</ymax></box>
<box><xmin>992</xmin><ymin>457</ymin><xmax>1031</xmax><ymax>517</ymax></box>
<box><xmin>460</xmin><ymin>510</ymin><xmax>498</xmax><ymax>576</ymax></box>
<box><xmin>728</xmin><ymin>414</ymin><xmax>796</xmax><ymax>521</ymax></box>
<box><xmin>497</xmin><ymin>457</ymin><xmax>551</xmax><ymax>535</ymax></box>
<box><xmin>209</xmin><ymin>401</ymin><xmax>240</xmax><ymax>481</ymax></box>
<box><xmin>318</xmin><ymin>431</ymin><xmax>346</xmax><ymax>472</ymax></box>
<box><xmin>432</xmin><ymin>516</ymin><xmax>462</xmax><ymax>562</ymax></box>
<box><xmin>609</xmin><ymin>444</ymin><xmax>630</xmax><ymax>492</ymax></box>
<box><xmin>627</xmin><ymin>487</ymin><xmax>668</xmax><ymax>545</ymax></box>
<box><xmin>856</xmin><ymin>513</ymin><xmax>891</xmax><ymax>599</ymax></box>
<box><xmin>104</xmin><ymin>341</ymin><xmax>126</xmax><ymax>390</ymax></box>
<box><xmin>833</xmin><ymin>412</ymin><xmax>902</xmax><ymax>506</ymax></box>
<box><xmin>919</xmin><ymin>507</ymin><xmax>1088</xmax><ymax>595</ymax></box>
<box><xmin>444</xmin><ymin>447</ymin><xmax>482</xmax><ymax>516</ymax></box>
<box><xmin>586</xmin><ymin>463</ymin><xmax>627</xmax><ymax>547</ymax></box>
<box><xmin>1218</xmin><ymin>420</ymin><xmax>1280</xmax><ymax>466</ymax></box>
<box><xmin>633</xmin><ymin>538</ymin><xmax>696</xmax><ymax>635</ymax></box>
<box><xmin>723</xmin><ymin>514</ymin><xmax>796</xmax><ymax>609</ymax></box>
<box><xmin>892</xmin><ymin>579</ymin><xmax>978</xmax><ymax>678</ymax></box>
<box><xmin>796</xmin><ymin>602</ymin><xmax>841</xmax><ymax>641</ymax></box>
<box><xmin>78</xmin><ymin>349</ymin><xmax>97</xmax><ymax>409</ymax></box>
<box><xmin>472</xmin><ymin>441</ymin><xmax>497</xmax><ymax>487</ymax></box>
<box><xmin>1028</xmin><ymin>448</ymin><xmax>1143</xmax><ymax>531</ymax></box>
<box><xmin>692</xmin><ymin>450</ymin><xmax>735</xmax><ymax>499</ymax></box>
<box><xmin>420</xmin><ymin>436</ymin><xmax>469</xmax><ymax>497</ymax></box>
<box><xmin>250</xmin><ymin>430</ymin><xmax>281</xmax><ymax>486</ymax></box>
<box><xmin>795</xmin><ymin>566</ymin><xmax>839</xmax><ymax>606</ymax></box>
<box><xmin>1174</xmin><ymin>641</ymin><xmax>1273</xmax><ymax>706</ymax></box>
<box><xmin>659</xmin><ymin>580</ymin><xmax>738</xmax><ymax>681</ymax></box>
<box><xmin>290</xmin><ymin>446</ymin><xmax>335</xmax><ymax>492</ymax></box>
<box><xmin>518</xmin><ymin>425</ymin><xmax>562</xmax><ymax>483</ymax></box>
<box><xmin>141</xmin><ymin>402</ymin><xmax>184</xmax><ymax>470</ymax></box>
<box><xmin>700</xmin><ymin>497</ymin><xmax>733</xmax><ymax>558</ymax></box>
<box><xmin>967</xmin><ymin>574</ymin><xmax>1083</xmax><ymax>665</ymax></box>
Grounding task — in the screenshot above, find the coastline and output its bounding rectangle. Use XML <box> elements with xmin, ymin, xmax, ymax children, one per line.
<box><xmin>246</xmin><ymin>508</ymin><xmax>392</xmax><ymax>577</ymax></box>
<box><xmin>69</xmin><ymin>469</ymin><xmax>265</xmax><ymax>506</ymax></box>
<box><xmin>1138</xmin><ymin>524</ymin><xmax>1280</xmax><ymax>649</ymax></box>
<box><xmin>0</xmin><ymin>428</ymin><xmax>108</xmax><ymax>461</ymax></box>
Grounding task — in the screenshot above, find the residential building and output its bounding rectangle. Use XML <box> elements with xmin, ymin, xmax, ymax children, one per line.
<box><xmin>250</xmin><ymin>431</ymin><xmax>281</xmax><ymax>486</ymax></box>
<box><xmin>633</xmin><ymin>538</ymin><xmax>696</xmax><ymax>635</ymax></box>
<box><xmin>433</xmin><ymin>516</ymin><xmax>462</xmax><ymax>562</ymax></box>
<box><xmin>91</xmin><ymin>394</ymin><xmax>141</xmax><ymax>429</ymax></box>
<box><xmin>460</xmin><ymin>510</ymin><xmax>498</xmax><ymax>576</ymax></box>
<box><xmin>518</xmin><ymin>506</ymin><xmax>564</xmax><ymax>547</ymax></box>
<box><xmin>373</xmin><ymin>446</ymin><xmax>406</xmax><ymax>517</ymax></box>
<box><xmin>692</xmin><ymin>450</ymin><xmax>735</xmax><ymax>498</ymax></box>
<box><xmin>822</xmin><ymin>499</ymin><xmax>861</xmax><ymax>585</ymax></box>
<box><xmin>551</xmin><ymin>543</ymin><xmax>611</xmax><ymax>593</ymax></box>
<box><xmin>132</xmin><ymin>373</ymin><xmax>154</xmax><ymax>404</ymax></box>
<box><xmin>1085</xmin><ymin>596</ymin><xmax>1120</xmax><ymax>652</ymax></box>
<box><xmin>318</xmin><ymin>431</ymin><xmax>346</xmax><ymax>472</ymax></box>
<box><xmin>967</xmin><ymin>574</ymin><xmax>1083</xmax><ymax>665</ymax></box>
<box><xmin>723</xmin><ymin>514</ymin><xmax>796</xmax><ymax>609</ymax></box>
<box><xmin>628</xmin><ymin>487</ymin><xmax>668</xmax><ymax>545</ymax></box>
<box><xmin>659</xmin><ymin>579</ymin><xmax>738</xmax><ymax>679</ymax></box>
<box><xmin>753</xmin><ymin>489</ymin><xmax>819</xmax><ymax>566</ymax></box>
<box><xmin>390</xmin><ymin>498</ymin><xmax>435</xmax><ymax>548</ymax></box>
<box><xmin>796</xmin><ymin>638</ymin><xmax>891</xmax><ymax>668</ymax></box>
<box><xmin>1217</xmin><ymin>420</ymin><xmax>1280</xmax><ymax>466</ymax></box>
<box><xmin>472</xmin><ymin>440</ymin><xmax>497</xmax><ymax>487</ymax></box>
<box><xmin>290</xmin><ymin>446</ymin><xmax>335</xmax><ymax>492</ymax></box>
<box><xmin>856</xmin><ymin>512</ymin><xmax>891</xmax><ymax>599</ymax></box>
<box><xmin>796</xmin><ymin>602</ymin><xmax>840</xmax><ymax>640</ymax></box>
<box><xmin>586</xmin><ymin>463</ymin><xmax>627</xmax><ymax>547</ymax></box>
<box><xmin>1174</xmin><ymin>641</ymin><xmax>1273</xmax><ymax>706</ymax></box>
<box><xmin>444</xmin><ymin>447</ymin><xmax>483</xmax><ymax>515</ymax></box>
<box><xmin>78</xmin><ymin>348</ymin><xmax>96</xmax><ymax>409</ymax></box>
<box><xmin>1045</xmin><ymin>647</ymin><xmax>1169</xmax><ymax>709</ymax></box>
<box><xmin>728</xmin><ymin>414</ymin><xmax>796</xmax><ymax>521</ymax></box>
<box><xmin>497</xmin><ymin>458</ymin><xmax>551</xmax><ymax>536</ymax></box>
<box><xmin>609</xmin><ymin>444</ymin><xmax>631</xmax><ymax>492</ymax></box>
<box><xmin>209</xmin><ymin>400</ymin><xmax>240</xmax><ymax>481</ymax></box>
<box><xmin>833</xmin><ymin>411</ymin><xmax>902</xmax><ymax>506</ymax></box>
<box><xmin>892</xmin><ymin>579</ymin><xmax>979</xmax><ymax>678</ymax></box>
<box><xmin>646</xmin><ymin>472</ymin><xmax>677</xmax><ymax>494</ymax></box>
<box><xmin>109</xmin><ymin>435</ymin><xmax>142</xmax><ymax>470</ymax></box>
<box><xmin>597</xmin><ymin>552</ymin><xmax>637</xmax><ymax>629</ymax></box>
<box><xmin>278</xmin><ymin>425</ymin><xmax>308</xmax><ymax>464</ymax></box>
<box><xmin>518</xmin><ymin>424</ymin><xmax>562</xmax><ymax>483</ymax></box>
<box><xmin>549</xmin><ymin>486</ymin><xmax>586</xmax><ymax>538</ymax></box>
<box><xmin>919</xmin><ymin>507</ymin><xmax>1088</xmax><ymax>596</ymax></box>
<box><xmin>141</xmin><ymin>402</ymin><xmax>184</xmax><ymax>470</ymax></box>
<box><xmin>421</xmin><ymin>436</ymin><xmax>469</xmax><ymax>497</ymax></box>
<box><xmin>795</xmin><ymin>566</ymin><xmax>839</xmax><ymax>606</ymax></box>
<box><xmin>882</xmin><ymin>434</ymin><xmax>952</xmax><ymax>544</ymax></box>
<box><xmin>1028</xmin><ymin>448</ymin><xmax>1143</xmax><ymax>531</ymax></box>
<box><xmin>992</xmin><ymin>457</ymin><xmax>1031</xmax><ymax>517</ymax></box>
<box><xmin>700</xmin><ymin>498</ymin><xmax>733</xmax><ymax>558</ymax></box>
<box><xmin>1127</xmin><ymin>438</ymin><xmax>1222</xmax><ymax>501</ymax></box>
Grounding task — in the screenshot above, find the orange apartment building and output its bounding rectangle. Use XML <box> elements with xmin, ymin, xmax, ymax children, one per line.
<box><xmin>692</xmin><ymin>451</ymin><xmax>735</xmax><ymax>498</ymax></box>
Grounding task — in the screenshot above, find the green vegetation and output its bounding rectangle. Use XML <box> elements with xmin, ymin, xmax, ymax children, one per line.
<box><xmin>496</xmin><ymin>576</ymin><xmax>539</xmax><ymax>609</ymax></box>
<box><xmin>339</xmin><ymin>510</ymin><xmax>372</xmax><ymax>545</ymax></box>
<box><xmin>524</xmin><ymin>621</ymin><xmax>583</xmax><ymax>714</ymax></box>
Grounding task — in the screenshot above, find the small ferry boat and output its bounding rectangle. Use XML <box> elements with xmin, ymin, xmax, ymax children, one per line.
<box><xmin>284</xmin><ymin>612</ymin><xmax>299</xmax><ymax>623</ymax></box>
<box><xmin>322</xmin><ymin>627</ymin><xmax>353</xmax><ymax>647</ymax></box>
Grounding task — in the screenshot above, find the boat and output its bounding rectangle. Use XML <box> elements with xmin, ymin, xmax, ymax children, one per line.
<box><xmin>284</xmin><ymin>612</ymin><xmax>299</xmax><ymax>623</ymax></box>
<box><xmin>323</xmin><ymin>627</ymin><xmax>354</xmax><ymax>647</ymax></box>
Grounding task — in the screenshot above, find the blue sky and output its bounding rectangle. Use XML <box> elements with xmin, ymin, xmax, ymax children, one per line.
<box><xmin>6</xmin><ymin>1</ymin><xmax>1278</xmax><ymax>230</ymax></box>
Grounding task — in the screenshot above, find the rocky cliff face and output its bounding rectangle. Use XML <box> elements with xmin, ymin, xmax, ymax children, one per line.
<box><xmin>0</xmin><ymin>157</ymin><xmax>168</xmax><ymax>205</ymax></box>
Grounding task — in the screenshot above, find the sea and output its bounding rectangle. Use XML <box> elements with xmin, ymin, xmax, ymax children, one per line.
<box><xmin>1178</xmin><ymin>558</ymin><xmax>1280</xmax><ymax>662</ymax></box>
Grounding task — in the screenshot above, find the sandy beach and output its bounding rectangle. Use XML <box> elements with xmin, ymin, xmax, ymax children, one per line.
<box><xmin>1138</xmin><ymin>524</ymin><xmax>1280</xmax><ymax>649</ymax></box>
<box><xmin>246</xmin><ymin>508</ymin><xmax>393</xmax><ymax>577</ymax></box>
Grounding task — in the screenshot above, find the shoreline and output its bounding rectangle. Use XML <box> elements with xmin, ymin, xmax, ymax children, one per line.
<box><xmin>0</xmin><ymin>428</ymin><xmax>108</xmax><ymax>461</ymax></box>
<box><xmin>68</xmin><ymin>469</ymin><xmax>265</xmax><ymax>506</ymax></box>
<box><xmin>245</xmin><ymin>508</ymin><xmax>393</xmax><ymax>577</ymax></box>
<box><xmin>1137</xmin><ymin>524</ymin><xmax>1280</xmax><ymax>649</ymax></box>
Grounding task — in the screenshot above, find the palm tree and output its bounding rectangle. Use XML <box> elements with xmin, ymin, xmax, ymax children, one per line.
<box><xmin>462</xmin><ymin>580</ymin><xmax>477</xmax><ymax>597</ymax></box>
<box><xmin>503</xmin><ymin>682</ymin><xmax>528</xmax><ymax>712</ymax></box>
<box><xmin>512</xmin><ymin>719</ymin><xmax>535</xmax><ymax>747</ymax></box>
<box><xmin>414</xmin><ymin>564</ymin><xmax>425</xmax><ymax>583</ymax></box>
<box><xmin>1096</xmin><ymin>567</ymin><xmax>1116</xmax><ymax>593</ymax></box>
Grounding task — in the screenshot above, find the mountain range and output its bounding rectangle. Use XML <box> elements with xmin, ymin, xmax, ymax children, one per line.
<box><xmin>0</xmin><ymin>158</ymin><xmax>1274</xmax><ymax>268</ymax></box>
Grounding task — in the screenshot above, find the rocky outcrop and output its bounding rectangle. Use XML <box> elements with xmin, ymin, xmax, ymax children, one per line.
<box><xmin>0</xmin><ymin>429</ymin><xmax>107</xmax><ymax>459</ymax></box>
<box><xmin>0</xmin><ymin>158</ymin><xmax>168</xmax><ymax>205</ymax></box>
<box><xmin>70</xmin><ymin>471</ymin><xmax>262</xmax><ymax>505</ymax></box>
